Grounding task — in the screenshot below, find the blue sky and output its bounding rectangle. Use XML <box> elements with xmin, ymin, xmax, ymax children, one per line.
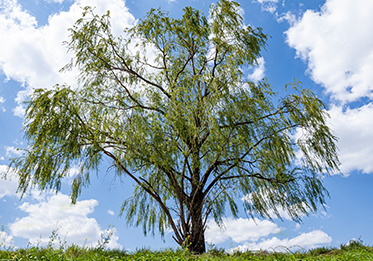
<box><xmin>1</xmin><ymin>0</ymin><xmax>373</xmax><ymax>252</ymax></box>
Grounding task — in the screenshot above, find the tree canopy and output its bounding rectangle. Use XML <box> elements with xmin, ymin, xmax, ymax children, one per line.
<box><xmin>8</xmin><ymin>0</ymin><xmax>339</xmax><ymax>254</ymax></box>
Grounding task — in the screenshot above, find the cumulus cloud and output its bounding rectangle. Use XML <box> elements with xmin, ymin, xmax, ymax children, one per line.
<box><xmin>1</xmin><ymin>164</ymin><xmax>121</xmax><ymax>248</ymax></box>
<box><xmin>247</xmin><ymin>57</ymin><xmax>266</xmax><ymax>82</ymax></box>
<box><xmin>242</xmin><ymin>190</ymin><xmax>309</xmax><ymax>221</ymax></box>
<box><xmin>294</xmin><ymin>223</ymin><xmax>301</xmax><ymax>231</ymax></box>
<box><xmin>9</xmin><ymin>192</ymin><xmax>122</xmax><ymax>249</ymax></box>
<box><xmin>205</xmin><ymin>217</ymin><xmax>281</xmax><ymax>244</ymax></box>
<box><xmin>206</xmin><ymin>217</ymin><xmax>331</xmax><ymax>252</ymax></box>
<box><xmin>0</xmin><ymin>165</ymin><xmax>19</xmax><ymax>199</ymax></box>
<box><xmin>4</xmin><ymin>146</ymin><xmax>22</xmax><ymax>157</ymax></box>
<box><xmin>0</xmin><ymin>231</ymin><xmax>14</xmax><ymax>249</ymax></box>
<box><xmin>254</xmin><ymin>0</ymin><xmax>280</xmax><ymax>14</ymax></box>
<box><xmin>0</xmin><ymin>0</ymin><xmax>136</xmax><ymax>117</ymax></box>
<box><xmin>276</xmin><ymin>11</ymin><xmax>296</xmax><ymax>24</ymax></box>
<box><xmin>328</xmin><ymin>104</ymin><xmax>373</xmax><ymax>174</ymax></box>
<box><xmin>230</xmin><ymin>230</ymin><xmax>332</xmax><ymax>252</ymax></box>
<box><xmin>285</xmin><ymin>0</ymin><xmax>373</xmax><ymax>103</ymax></box>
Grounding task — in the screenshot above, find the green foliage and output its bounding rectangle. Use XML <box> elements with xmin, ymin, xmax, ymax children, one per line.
<box><xmin>6</xmin><ymin>0</ymin><xmax>340</xmax><ymax>253</ymax></box>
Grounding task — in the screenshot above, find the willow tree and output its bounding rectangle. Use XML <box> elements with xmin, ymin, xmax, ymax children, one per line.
<box><xmin>8</xmin><ymin>0</ymin><xmax>339</xmax><ymax>254</ymax></box>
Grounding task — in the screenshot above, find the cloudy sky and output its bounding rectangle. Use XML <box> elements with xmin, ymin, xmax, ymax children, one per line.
<box><xmin>1</xmin><ymin>0</ymin><xmax>373</xmax><ymax>252</ymax></box>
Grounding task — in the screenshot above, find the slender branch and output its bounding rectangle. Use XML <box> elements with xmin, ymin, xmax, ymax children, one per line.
<box><xmin>110</xmin><ymin>70</ymin><xmax>165</xmax><ymax>114</ymax></box>
<box><xmin>218</xmin><ymin>173</ymin><xmax>296</xmax><ymax>184</ymax></box>
<box><xmin>173</xmin><ymin>52</ymin><xmax>196</xmax><ymax>88</ymax></box>
<box><xmin>200</xmin><ymin>113</ymin><xmax>241</xmax><ymax>188</ymax></box>
<box><xmin>108</xmin><ymin>40</ymin><xmax>171</xmax><ymax>99</ymax></box>
<box><xmin>81</xmin><ymin>45</ymin><xmax>166</xmax><ymax>114</ymax></box>
<box><xmin>202</xmin><ymin>183</ymin><xmax>232</xmax><ymax>228</ymax></box>
<box><xmin>150</xmin><ymin>145</ymin><xmax>189</xmax><ymax>201</ymax></box>
<box><xmin>101</xmin><ymin>148</ymin><xmax>184</xmax><ymax>244</ymax></box>
<box><xmin>203</xmin><ymin>122</ymin><xmax>301</xmax><ymax>196</ymax></box>
<box><xmin>218</xmin><ymin>101</ymin><xmax>295</xmax><ymax>129</ymax></box>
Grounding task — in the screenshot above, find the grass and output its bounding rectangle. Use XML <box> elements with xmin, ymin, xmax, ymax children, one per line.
<box><xmin>1</xmin><ymin>228</ymin><xmax>373</xmax><ymax>260</ymax></box>
<box><xmin>1</xmin><ymin>240</ymin><xmax>373</xmax><ymax>260</ymax></box>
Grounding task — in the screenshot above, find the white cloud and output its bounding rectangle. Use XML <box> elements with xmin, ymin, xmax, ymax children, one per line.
<box><xmin>285</xmin><ymin>0</ymin><xmax>373</xmax><ymax>103</ymax></box>
<box><xmin>0</xmin><ymin>231</ymin><xmax>14</xmax><ymax>249</ymax></box>
<box><xmin>0</xmin><ymin>96</ymin><xmax>5</xmax><ymax>112</ymax></box>
<box><xmin>294</xmin><ymin>223</ymin><xmax>301</xmax><ymax>230</ymax></box>
<box><xmin>66</xmin><ymin>165</ymin><xmax>81</xmax><ymax>179</ymax></box>
<box><xmin>107</xmin><ymin>210</ymin><xmax>115</xmax><ymax>216</ymax></box>
<box><xmin>9</xmin><ymin>192</ymin><xmax>122</xmax><ymax>249</ymax></box>
<box><xmin>242</xmin><ymin>190</ymin><xmax>309</xmax><ymax>221</ymax></box>
<box><xmin>12</xmin><ymin>89</ymin><xmax>31</xmax><ymax>117</ymax></box>
<box><xmin>4</xmin><ymin>146</ymin><xmax>22</xmax><ymax>157</ymax></box>
<box><xmin>328</xmin><ymin>104</ymin><xmax>373</xmax><ymax>174</ymax></box>
<box><xmin>0</xmin><ymin>165</ymin><xmax>122</xmax><ymax>248</ymax></box>
<box><xmin>44</xmin><ymin>0</ymin><xmax>65</xmax><ymax>3</ymax></box>
<box><xmin>247</xmin><ymin>57</ymin><xmax>266</xmax><ymax>82</ymax></box>
<box><xmin>267</xmin><ymin>208</ymin><xmax>297</xmax><ymax>221</ymax></box>
<box><xmin>230</xmin><ymin>230</ymin><xmax>332</xmax><ymax>252</ymax></box>
<box><xmin>254</xmin><ymin>0</ymin><xmax>279</xmax><ymax>14</ymax></box>
<box><xmin>0</xmin><ymin>0</ymin><xmax>136</xmax><ymax>117</ymax></box>
<box><xmin>0</xmin><ymin>165</ymin><xmax>19</xmax><ymax>199</ymax></box>
<box><xmin>276</xmin><ymin>11</ymin><xmax>296</xmax><ymax>25</ymax></box>
<box><xmin>255</xmin><ymin>0</ymin><xmax>279</xmax><ymax>2</ymax></box>
<box><xmin>205</xmin><ymin>217</ymin><xmax>281</xmax><ymax>244</ymax></box>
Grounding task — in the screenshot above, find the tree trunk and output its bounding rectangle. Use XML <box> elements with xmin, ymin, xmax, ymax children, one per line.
<box><xmin>187</xmin><ymin>189</ymin><xmax>206</xmax><ymax>254</ymax></box>
<box><xmin>188</xmin><ymin>133</ymin><xmax>206</xmax><ymax>253</ymax></box>
<box><xmin>189</xmin><ymin>211</ymin><xmax>206</xmax><ymax>254</ymax></box>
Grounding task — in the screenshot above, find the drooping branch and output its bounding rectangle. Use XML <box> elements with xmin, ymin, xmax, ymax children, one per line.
<box><xmin>203</xmin><ymin>121</ymin><xmax>301</xmax><ymax>197</ymax></box>
<box><xmin>109</xmin><ymin>70</ymin><xmax>165</xmax><ymax>114</ymax></box>
<box><xmin>218</xmin><ymin>98</ymin><xmax>300</xmax><ymax>129</ymax></box>
<box><xmin>108</xmin><ymin>40</ymin><xmax>172</xmax><ymax>99</ymax></box>
<box><xmin>217</xmin><ymin>173</ymin><xmax>295</xmax><ymax>184</ymax></box>
<box><xmin>101</xmin><ymin>148</ymin><xmax>184</xmax><ymax>245</ymax></box>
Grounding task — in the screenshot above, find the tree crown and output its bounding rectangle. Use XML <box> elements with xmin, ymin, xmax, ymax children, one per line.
<box><xmin>7</xmin><ymin>0</ymin><xmax>339</xmax><ymax>252</ymax></box>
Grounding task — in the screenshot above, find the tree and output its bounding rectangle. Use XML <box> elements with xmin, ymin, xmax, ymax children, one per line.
<box><xmin>8</xmin><ymin>0</ymin><xmax>339</xmax><ymax>254</ymax></box>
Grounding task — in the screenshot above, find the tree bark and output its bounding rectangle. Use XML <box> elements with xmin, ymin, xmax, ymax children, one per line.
<box><xmin>189</xmin><ymin>210</ymin><xmax>206</xmax><ymax>254</ymax></box>
<box><xmin>187</xmin><ymin>189</ymin><xmax>206</xmax><ymax>254</ymax></box>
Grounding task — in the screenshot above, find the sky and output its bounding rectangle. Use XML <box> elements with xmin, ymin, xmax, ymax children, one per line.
<box><xmin>0</xmin><ymin>0</ymin><xmax>373</xmax><ymax>253</ymax></box>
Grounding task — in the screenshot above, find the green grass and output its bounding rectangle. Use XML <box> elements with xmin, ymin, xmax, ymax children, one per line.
<box><xmin>1</xmin><ymin>229</ymin><xmax>372</xmax><ymax>260</ymax></box>
<box><xmin>1</xmin><ymin>240</ymin><xmax>373</xmax><ymax>261</ymax></box>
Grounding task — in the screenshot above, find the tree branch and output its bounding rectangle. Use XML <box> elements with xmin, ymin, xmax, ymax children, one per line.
<box><xmin>109</xmin><ymin>40</ymin><xmax>171</xmax><ymax>99</ymax></box>
<box><xmin>101</xmin><ymin>148</ymin><xmax>184</xmax><ymax>244</ymax></box>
